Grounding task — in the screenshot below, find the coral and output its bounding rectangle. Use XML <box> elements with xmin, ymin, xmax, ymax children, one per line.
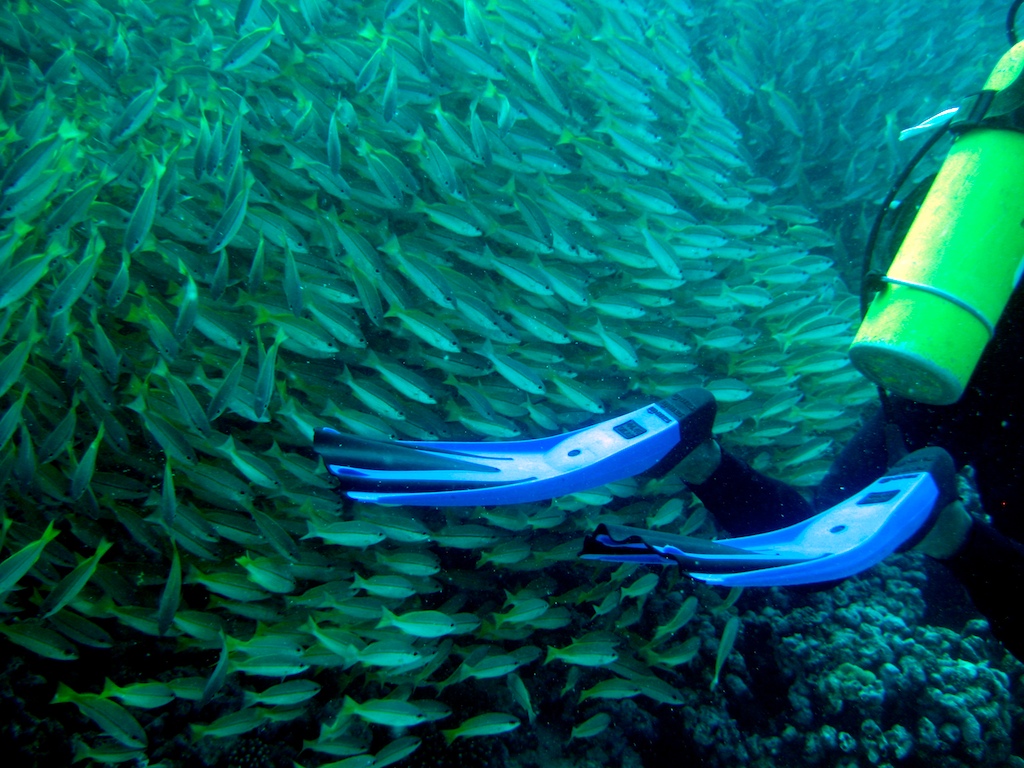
<box><xmin>703</xmin><ymin>556</ymin><xmax>1024</xmax><ymax>768</ymax></box>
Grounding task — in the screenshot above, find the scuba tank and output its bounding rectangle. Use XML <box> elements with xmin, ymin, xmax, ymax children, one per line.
<box><xmin>849</xmin><ymin>41</ymin><xmax>1024</xmax><ymax>405</ymax></box>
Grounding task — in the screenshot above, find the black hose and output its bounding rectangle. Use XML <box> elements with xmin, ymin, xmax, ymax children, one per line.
<box><xmin>1008</xmin><ymin>0</ymin><xmax>1024</xmax><ymax>45</ymax></box>
<box><xmin>859</xmin><ymin>125</ymin><xmax>950</xmax><ymax>318</ymax></box>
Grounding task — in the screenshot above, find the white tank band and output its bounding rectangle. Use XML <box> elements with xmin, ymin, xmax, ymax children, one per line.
<box><xmin>881</xmin><ymin>276</ymin><xmax>996</xmax><ymax>338</ymax></box>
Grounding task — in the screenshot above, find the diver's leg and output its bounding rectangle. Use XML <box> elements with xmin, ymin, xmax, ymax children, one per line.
<box><xmin>814</xmin><ymin>407</ymin><xmax>889</xmax><ymax>511</ymax></box>
<box><xmin>678</xmin><ymin>407</ymin><xmax>890</xmax><ymax>536</ymax></box>
<box><xmin>682</xmin><ymin>444</ymin><xmax>815</xmax><ymax>536</ymax></box>
<box><xmin>943</xmin><ymin>519</ymin><xmax>1024</xmax><ymax>658</ymax></box>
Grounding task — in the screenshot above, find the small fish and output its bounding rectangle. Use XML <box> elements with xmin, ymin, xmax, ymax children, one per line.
<box><xmin>72</xmin><ymin>742</ymin><xmax>144</xmax><ymax>764</ymax></box>
<box><xmin>236</xmin><ymin>553</ymin><xmax>295</xmax><ymax>594</ymax></box>
<box><xmin>571</xmin><ymin>712</ymin><xmax>611</xmax><ymax>740</ymax></box>
<box><xmin>442</xmin><ymin>712</ymin><xmax>520</xmax><ymax>744</ymax></box>
<box><xmin>341</xmin><ymin>696</ymin><xmax>428</xmax><ymax>727</ymax></box>
<box><xmin>100</xmin><ymin>679</ymin><xmax>175</xmax><ymax>709</ymax></box>
<box><xmin>640</xmin><ymin>226</ymin><xmax>682</xmax><ymax>279</ymax></box>
<box><xmin>253</xmin><ymin>329</ymin><xmax>286</xmax><ymax>420</ymax></box>
<box><xmin>354</xmin><ymin>508</ymin><xmax>429</xmax><ymax>545</ymax></box>
<box><xmin>500</xmin><ymin>303</ymin><xmax>570</xmax><ymax>344</ymax></box>
<box><xmin>157</xmin><ymin>542</ymin><xmax>181</xmax><ymax>635</ymax></box>
<box><xmin>382</xmin><ymin>62</ymin><xmax>398</xmax><ymax>122</ymax></box>
<box><xmin>107</xmin><ymin>251</ymin><xmax>130</xmax><ymax>309</ymax></box>
<box><xmin>544</xmin><ymin>639</ymin><xmax>618</xmax><ymax>667</ymax></box>
<box><xmin>2</xmin><ymin>134</ymin><xmax>61</xmax><ymax>196</ymax></box>
<box><xmin>139</xmin><ymin>409</ymin><xmax>196</xmax><ymax>465</ymax></box>
<box><xmin>463</xmin><ymin>0</ymin><xmax>490</xmax><ymax>50</ymax></box>
<box><xmin>478</xmin><ymin>340</ymin><xmax>545</xmax><ymax>394</ymax></box>
<box><xmin>653</xmin><ymin>595</ymin><xmax>699</xmax><ymax>641</ymax></box>
<box><xmin>593</xmin><ymin>320</ymin><xmax>639</xmax><ymax>368</ymax></box>
<box><xmin>340</xmin><ymin>364</ymin><xmax>407</xmax><ymax>421</ymax></box>
<box><xmin>711</xmin><ymin>615</ymin><xmax>740</xmax><ymax>690</ymax></box>
<box><xmin>440</xmin><ymin>36</ymin><xmax>505</xmax><ymax>79</ymax></box>
<box><xmin>579</xmin><ymin>678</ymin><xmax>642</xmax><ymax>702</ymax></box>
<box><xmin>550</xmin><ymin>373</ymin><xmax>603</xmax><ymax>414</ymax></box>
<box><xmin>52</xmin><ymin>683</ymin><xmax>147</xmax><ymax>748</ymax></box>
<box><xmin>487</xmin><ymin>256</ymin><xmax>553</xmax><ymax>296</ymax></box>
<box><xmin>456</xmin><ymin>654</ymin><xmax>522</xmax><ymax>683</ymax></box>
<box><xmin>363</xmin><ymin>350</ymin><xmax>436</xmax><ymax>404</ymax></box>
<box><xmin>243</xmin><ymin>679</ymin><xmax>321</xmax><ymax>707</ymax></box>
<box><xmin>643</xmin><ymin>636</ymin><xmax>702</xmax><ymax>668</ymax></box>
<box><xmin>124</xmin><ymin>158</ymin><xmax>166</xmax><ymax>253</ymax></box>
<box><xmin>199</xmin><ymin>634</ymin><xmax>230</xmax><ymax>707</ymax></box>
<box><xmin>0</xmin><ymin>388</ymin><xmax>28</xmax><ymax>452</ymax></box>
<box><xmin>411</xmin><ymin>198</ymin><xmax>485</xmax><ymax>236</ymax></box>
<box><xmin>352</xmin><ymin>573</ymin><xmax>417</xmax><ymax>600</ymax></box>
<box><xmin>376</xmin><ymin>607</ymin><xmax>456</xmax><ymax>638</ymax></box>
<box><xmin>469</xmin><ymin>107</ymin><xmax>492</xmax><ymax>166</ymax></box>
<box><xmin>493</xmin><ymin>598</ymin><xmax>549</xmax><ymax>628</ymax></box>
<box><xmin>0</xmin><ymin>620</ymin><xmax>78</xmax><ymax>660</ymax></box>
<box><xmin>191</xmin><ymin>707</ymin><xmax>269</xmax><ymax>740</ymax></box>
<box><xmin>0</xmin><ymin>251</ymin><xmax>57</xmax><ymax>311</ymax></box>
<box><xmin>477</xmin><ymin>540</ymin><xmax>531</xmax><ymax>567</ymax></box>
<box><xmin>506</xmin><ymin>673</ymin><xmax>535</xmax><ymax>723</ymax></box>
<box><xmin>235</xmin><ymin>0</ymin><xmax>263</xmax><ymax>32</ymax></box>
<box><xmin>389</xmin><ymin>248</ymin><xmax>456</xmax><ymax>310</ymax></box>
<box><xmin>633</xmin><ymin>674</ymin><xmax>686</xmax><ymax>706</ymax></box>
<box><xmin>39</xmin><ymin>538</ymin><xmax>112</xmax><ymax>618</ymax></box>
<box><xmin>429</xmin><ymin>102</ymin><xmax>480</xmax><ymax>164</ymax></box>
<box><xmin>778</xmin><ymin>436</ymin><xmax>833</xmax><ymax>468</ymax></box>
<box><xmin>356</xmin><ymin>45</ymin><xmax>386</xmax><ymax>92</ymax></box>
<box><xmin>374</xmin><ymin>736</ymin><xmax>422</xmax><ymax>768</ymax></box>
<box><xmin>387</xmin><ymin>307</ymin><xmax>461</xmax><ymax>353</ymax></box>
<box><xmin>166</xmin><ymin>375</ymin><xmax>210</xmax><ymax>436</ymax></box>
<box><xmin>109</xmin><ymin>76</ymin><xmax>165</xmax><ymax>145</ymax></box>
<box><xmin>207</xmin><ymin>182</ymin><xmax>250</xmax><ymax>253</ymax></box>
<box><xmin>646</xmin><ymin>498</ymin><xmax>685</xmax><ymax>528</ymax></box>
<box><xmin>69</xmin><ymin>425</ymin><xmax>105</xmax><ymax>501</ymax></box>
<box><xmin>432</xmin><ymin>523</ymin><xmax>501</xmax><ymax>549</ymax></box>
<box><xmin>358</xmin><ymin>639</ymin><xmax>424</xmax><ymax>668</ymax></box>
<box><xmin>374</xmin><ymin>550</ymin><xmax>440</xmax><ymax>577</ymax></box>
<box><xmin>695</xmin><ymin>326</ymin><xmax>747</xmax><ymax>352</ymax></box>
<box><xmin>221</xmin><ymin>18</ymin><xmax>282</xmax><ymax>71</ymax></box>
<box><xmin>206</xmin><ymin>343</ymin><xmax>250</xmax><ymax>422</ymax></box>
<box><xmin>0</xmin><ymin>521</ymin><xmax>60</xmax><ymax>600</ymax></box>
<box><xmin>420</xmin><ymin>138</ymin><xmax>465</xmax><ymax>199</ymax></box>
<box><xmin>620</xmin><ymin>572</ymin><xmax>659</xmax><ymax>599</ymax></box>
<box><xmin>302</xmin><ymin>520</ymin><xmax>386</xmax><ymax>548</ymax></box>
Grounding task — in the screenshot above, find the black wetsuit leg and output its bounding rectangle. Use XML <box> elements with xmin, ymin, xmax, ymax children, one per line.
<box><xmin>687</xmin><ymin>408</ymin><xmax>889</xmax><ymax>535</ymax></box>
<box><xmin>814</xmin><ymin>407</ymin><xmax>890</xmax><ymax>511</ymax></box>
<box><xmin>689</xmin><ymin>450</ymin><xmax>814</xmax><ymax>536</ymax></box>
<box><xmin>944</xmin><ymin>520</ymin><xmax>1024</xmax><ymax>659</ymax></box>
<box><xmin>687</xmin><ymin>407</ymin><xmax>891</xmax><ymax>535</ymax></box>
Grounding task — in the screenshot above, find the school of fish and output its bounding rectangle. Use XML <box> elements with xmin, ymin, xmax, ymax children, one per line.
<box><xmin>0</xmin><ymin>0</ymin><xmax>1006</xmax><ymax>765</ymax></box>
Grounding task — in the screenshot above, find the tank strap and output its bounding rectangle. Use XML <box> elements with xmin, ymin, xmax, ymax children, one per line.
<box><xmin>950</xmin><ymin>90</ymin><xmax>996</xmax><ymax>134</ymax></box>
<box><xmin>951</xmin><ymin>81</ymin><xmax>1024</xmax><ymax>135</ymax></box>
<box><xmin>880</xmin><ymin>275</ymin><xmax>997</xmax><ymax>338</ymax></box>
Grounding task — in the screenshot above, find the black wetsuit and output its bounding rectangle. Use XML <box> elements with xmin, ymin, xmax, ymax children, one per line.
<box><xmin>690</xmin><ymin>287</ymin><xmax>1024</xmax><ymax>659</ymax></box>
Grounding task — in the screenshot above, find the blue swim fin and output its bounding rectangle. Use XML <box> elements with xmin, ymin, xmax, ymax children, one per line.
<box><xmin>581</xmin><ymin>447</ymin><xmax>957</xmax><ymax>586</ymax></box>
<box><xmin>314</xmin><ymin>388</ymin><xmax>716</xmax><ymax>506</ymax></box>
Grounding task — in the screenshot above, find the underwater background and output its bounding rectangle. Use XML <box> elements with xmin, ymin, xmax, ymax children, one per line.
<box><xmin>0</xmin><ymin>0</ymin><xmax>1021</xmax><ymax>766</ymax></box>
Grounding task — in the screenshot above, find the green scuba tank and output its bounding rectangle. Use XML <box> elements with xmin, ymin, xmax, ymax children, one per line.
<box><xmin>850</xmin><ymin>41</ymin><xmax>1024</xmax><ymax>405</ymax></box>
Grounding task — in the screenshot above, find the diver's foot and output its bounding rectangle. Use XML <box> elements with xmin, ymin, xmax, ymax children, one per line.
<box><xmin>912</xmin><ymin>500</ymin><xmax>973</xmax><ymax>560</ymax></box>
<box><xmin>677</xmin><ymin>438</ymin><xmax>722</xmax><ymax>485</ymax></box>
<box><xmin>646</xmin><ymin>387</ymin><xmax>718</xmax><ymax>477</ymax></box>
